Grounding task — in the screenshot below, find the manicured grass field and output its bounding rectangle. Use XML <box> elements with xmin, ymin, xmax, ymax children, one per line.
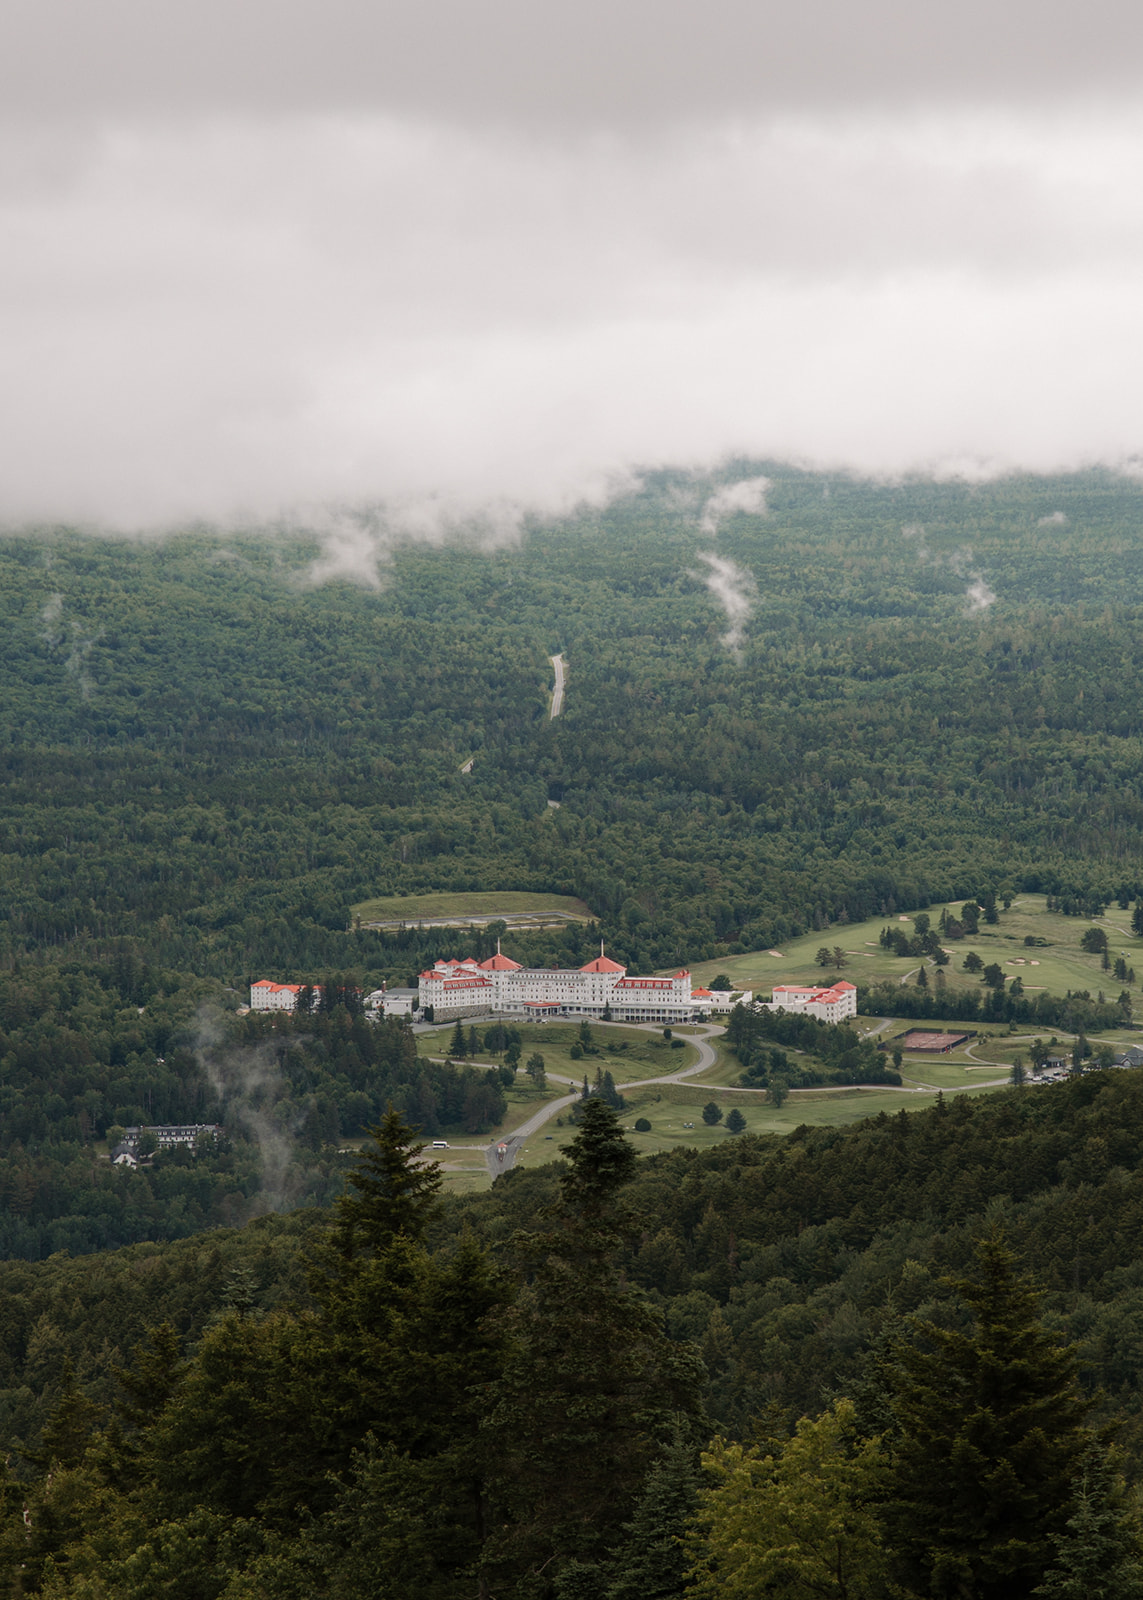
<box><xmin>415</xmin><ymin>1021</ymin><xmax>699</xmax><ymax>1085</ymax></box>
<box><xmin>669</xmin><ymin>1038</ymin><xmax>755</xmax><ymax>1087</ymax></box>
<box><xmin>688</xmin><ymin>894</ymin><xmax>1143</xmax><ymax>1016</ymax></box>
<box><xmin>351</xmin><ymin>890</ymin><xmax>594</xmax><ymax>924</ymax></box>
<box><xmin>506</xmin><ymin>1078</ymin><xmax>1018</xmax><ymax>1168</ymax></box>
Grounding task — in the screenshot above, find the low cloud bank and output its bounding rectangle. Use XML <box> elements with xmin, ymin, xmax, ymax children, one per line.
<box><xmin>3</xmin><ymin>109</ymin><xmax>1143</xmax><ymax>534</ymax></box>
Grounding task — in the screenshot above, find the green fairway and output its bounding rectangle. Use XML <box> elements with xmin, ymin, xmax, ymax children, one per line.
<box><xmin>688</xmin><ymin>894</ymin><xmax>1143</xmax><ymax>1010</ymax></box>
<box><xmin>416</xmin><ymin>1020</ymin><xmax>699</xmax><ymax>1084</ymax></box>
<box><xmin>507</xmin><ymin>1077</ymin><xmax>1017</xmax><ymax>1168</ymax></box>
<box><xmin>351</xmin><ymin>890</ymin><xmax>595</xmax><ymax>925</ymax></box>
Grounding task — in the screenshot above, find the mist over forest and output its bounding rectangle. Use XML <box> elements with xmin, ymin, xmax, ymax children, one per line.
<box><xmin>5</xmin><ymin>466</ymin><xmax>1143</xmax><ymax>1595</ymax></box>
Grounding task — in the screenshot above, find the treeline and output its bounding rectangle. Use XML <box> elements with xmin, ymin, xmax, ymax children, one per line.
<box><xmin>0</xmin><ymin>966</ymin><xmax>539</xmax><ymax>1259</ymax></box>
<box><xmin>861</xmin><ymin>979</ymin><xmax>1132</xmax><ymax>1031</ymax></box>
<box><xmin>724</xmin><ymin>1003</ymin><xmax>904</xmax><ymax>1088</ymax></box>
<box><xmin>6</xmin><ymin>1089</ymin><xmax>1143</xmax><ymax>1594</ymax></box>
<box><xmin>236</xmin><ymin>1007</ymin><xmax>511</xmax><ymax>1140</ymax></box>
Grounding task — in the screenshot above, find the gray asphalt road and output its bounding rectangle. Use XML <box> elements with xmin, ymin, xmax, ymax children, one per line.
<box><xmin>484</xmin><ymin>1024</ymin><xmax>724</xmax><ymax>1176</ymax></box>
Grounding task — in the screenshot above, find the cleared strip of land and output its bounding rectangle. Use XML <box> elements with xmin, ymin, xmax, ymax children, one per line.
<box><xmin>550</xmin><ymin>652</ymin><xmax>566</xmax><ymax>718</ymax></box>
<box><xmin>352</xmin><ymin>889</ymin><xmax>595</xmax><ymax>930</ymax></box>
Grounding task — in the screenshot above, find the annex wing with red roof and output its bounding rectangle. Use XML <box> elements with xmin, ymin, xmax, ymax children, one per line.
<box><xmin>249</xmin><ymin>980</ymin><xmax>323</xmax><ymax>1013</ymax></box>
<box><xmin>768</xmin><ymin>979</ymin><xmax>857</xmax><ymax>1023</ymax></box>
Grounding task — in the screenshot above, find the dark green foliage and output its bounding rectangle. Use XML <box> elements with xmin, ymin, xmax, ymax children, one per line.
<box><xmin>882</xmin><ymin>1235</ymin><xmax>1094</xmax><ymax>1599</ymax></box>
<box><xmin>1033</xmin><ymin>1448</ymin><xmax>1143</xmax><ymax>1599</ymax></box>
<box><xmin>605</xmin><ymin>1427</ymin><xmax>704</xmax><ymax>1600</ymax></box>
<box><xmin>725</xmin><ymin>1108</ymin><xmax>747</xmax><ymax>1134</ymax></box>
<box><xmin>330</xmin><ymin>1107</ymin><xmax>442</xmax><ymax>1261</ymax></box>
<box><xmin>701</xmin><ymin>1102</ymin><xmax>722</xmax><ymax>1126</ymax></box>
<box><xmin>559</xmin><ymin>1098</ymin><xmax>637</xmax><ymax>1219</ymax></box>
<box><xmin>18</xmin><ymin>472</ymin><xmax>1143</xmax><ymax>1585</ymax></box>
<box><xmin>481</xmin><ymin>1102</ymin><xmax>706</xmax><ymax>1594</ymax></box>
<box><xmin>728</xmin><ymin>1005</ymin><xmax>902</xmax><ymax>1088</ymax></box>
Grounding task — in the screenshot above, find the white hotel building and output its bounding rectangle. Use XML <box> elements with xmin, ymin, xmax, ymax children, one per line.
<box><xmin>767</xmin><ymin>980</ymin><xmax>858</xmax><ymax>1024</ymax></box>
<box><xmin>418</xmin><ymin>946</ymin><xmax>716</xmax><ymax>1024</ymax></box>
<box><xmin>249</xmin><ymin>980</ymin><xmax>321</xmax><ymax>1012</ymax></box>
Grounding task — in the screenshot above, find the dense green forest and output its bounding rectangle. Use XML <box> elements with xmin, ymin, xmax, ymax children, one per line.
<box><xmin>3</xmin><ymin>1090</ymin><xmax>1143</xmax><ymax>1596</ymax></box>
<box><xmin>9</xmin><ymin>470</ymin><xmax>1143</xmax><ymax>1592</ymax></box>
<box><xmin>7</xmin><ymin>466</ymin><xmax>1143</xmax><ymax>1239</ymax></box>
<box><xmin>9</xmin><ymin>466</ymin><xmax>1143</xmax><ymax>985</ymax></box>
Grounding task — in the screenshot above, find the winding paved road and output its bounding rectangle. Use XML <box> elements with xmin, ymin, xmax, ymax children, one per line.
<box><xmin>484</xmin><ymin>1023</ymin><xmax>722</xmax><ymax>1177</ymax></box>
<box><xmin>549</xmin><ymin>653</ymin><xmax>566</xmax><ymax>719</ymax></box>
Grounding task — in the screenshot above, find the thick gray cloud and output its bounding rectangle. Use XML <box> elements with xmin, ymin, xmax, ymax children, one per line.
<box><xmin>3</xmin><ymin>2</ymin><xmax>1143</xmax><ymax>531</ymax></box>
<box><xmin>5</xmin><ymin>0</ymin><xmax>1143</xmax><ymax>125</ymax></box>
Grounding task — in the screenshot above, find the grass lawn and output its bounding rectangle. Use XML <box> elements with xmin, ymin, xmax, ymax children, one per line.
<box><xmin>507</xmin><ymin>1077</ymin><xmax>1015</xmax><ymax>1168</ymax></box>
<box><xmin>688</xmin><ymin>894</ymin><xmax>1143</xmax><ymax>1019</ymax></box>
<box><xmin>351</xmin><ymin>890</ymin><xmax>594</xmax><ymax>924</ymax></box>
<box><xmin>670</xmin><ymin>1038</ymin><xmax>754</xmax><ymax>1087</ymax></box>
<box><xmin>415</xmin><ymin>1021</ymin><xmax>699</xmax><ymax>1084</ymax></box>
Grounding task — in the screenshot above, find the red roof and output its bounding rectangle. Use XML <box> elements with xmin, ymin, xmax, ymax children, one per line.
<box><xmin>672</xmin><ymin>969</ymin><xmax>690</xmax><ymax>979</ymax></box>
<box><xmin>479</xmin><ymin>952</ymin><xmax>523</xmax><ymax>971</ymax></box>
<box><xmin>692</xmin><ymin>987</ymin><xmax>713</xmax><ymax>997</ymax></box>
<box><xmin>773</xmin><ymin>980</ymin><xmax>856</xmax><ymax>1003</ymax></box>
<box><xmin>580</xmin><ymin>956</ymin><xmax>626</xmax><ymax>974</ymax></box>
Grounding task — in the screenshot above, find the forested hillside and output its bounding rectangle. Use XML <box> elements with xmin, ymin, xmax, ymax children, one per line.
<box><xmin>8</xmin><ymin>469</ymin><xmax>1143</xmax><ymax>1592</ymax></box>
<box><xmin>4</xmin><ymin>1089</ymin><xmax>1143</xmax><ymax>1597</ymax></box>
<box><xmin>8</xmin><ymin>466</ymin><xmax>1143</xmax><ymax>987</ymax></box>
<box><xmin>7</xmin><ymin>466</ymin><xmax>1143</xmax><ymax>1245</ymax></box>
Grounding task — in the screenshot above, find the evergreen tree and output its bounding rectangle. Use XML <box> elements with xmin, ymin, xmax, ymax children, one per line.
<box><xmin>882</xmin><ymin>1233</ymin><xmax>1093</xmax><ymax>1600</ymax></box>
<box><xmin>329</xmin><ymin>1106</ymin><xmax>442</xmax><ymax>1263</ymax></box>
<box><xmin>449</xmin><ymin>1020</ymin><xmax>468</xmax><ymax>1059</ymax></box>
<box><xmin>481</xmin><ymin>1100</ymin><xmax>705</xmax><ymax>1595</ymax></box>
<box><xmin>1033</xmin><ymin>1446</ymin><xmax>1143</xmax><ymax>1599</ymax></box>
<box><xmin>607</xmin><ymin>1425</ymin><xmax>703</xmax><ymax>1600</ymax></box>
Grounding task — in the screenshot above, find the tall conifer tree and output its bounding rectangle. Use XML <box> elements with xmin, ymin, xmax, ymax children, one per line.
<box><xmin>883</xmin><ymin>1233</ymin><xmax>1093</xmax><ymax>1600</ymax></box>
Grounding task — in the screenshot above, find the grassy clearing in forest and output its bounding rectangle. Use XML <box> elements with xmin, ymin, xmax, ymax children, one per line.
<box><xmin>689</xmin><ymin>894</ymin><xmax>1143</xmax><ymax>1015</ymax></box>
<box><xmin>351</xmin><ymin>890</ymin><xmax>594</xmax><ymax>925</ymax></box>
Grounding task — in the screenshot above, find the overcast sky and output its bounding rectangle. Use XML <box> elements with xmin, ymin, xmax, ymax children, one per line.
<box><xmin>4</xmin><ymin>0</ymin><xmax>1143</xmax><ymax>532</ymax></box>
